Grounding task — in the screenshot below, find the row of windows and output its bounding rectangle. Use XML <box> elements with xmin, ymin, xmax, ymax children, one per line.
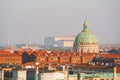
<box><xmin>61</xmin><ymin>61</ymin><xmax>70</xmax><ymax>63</ymax></box>
<box><xmin>7</xmin><ymin>62</ymin><xmax>20</xmax><ymax>65</ymax></box>
<box><xmin>37</xmin><ymin>57</ymin><xmax>91</xmax><ymax>63</ymax></box>
<box><xmin>72</xmin><ymin>58</ymin><xmax>80</xmax><ymax>60</ymax></box>
<box><xmin>38</xmin><ymin>58</ymin><xmax>45</xmax><ymax>60</ymax></box>
<box><xmin>76</xmin><ymin>49</ymin><xmax>97</xmax><ymax>53</ymax></box>
<box><xmin>38</xmin><ymin>57</ymin><xmax>71</xmax><ymax>61</ymax></box>
<box><xmin>38</xmin><ymin>57</ymin><xmax>83</xmax><ymax>61</ymax></box>
<box><xmin>6</xmin><ymin>59</ymin><xmax>20</xmax><ymax>61</ymax></box>
<box><xmin>50</xmin><ymin>58</ymin><xmax>58</xmax><ymax>60</ymax></box>
<box><xmin>62</xmin><ymin>58</ymin><xmax>69</xmax><ymax>60</ymax></box>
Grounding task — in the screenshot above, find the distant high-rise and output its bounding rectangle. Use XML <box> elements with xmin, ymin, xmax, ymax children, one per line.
<box><xmin>44</xmin><ymin>36</ymin><xmax>75</xmax><ymax>49</ymax></box>
<box><xmin>73</xmin><ymin>21</ymin><xmax>99</xmax><ymax>53</ymax></box>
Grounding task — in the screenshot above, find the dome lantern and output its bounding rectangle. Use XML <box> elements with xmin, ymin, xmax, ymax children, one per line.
<box><xmin>83</xmin><ymin>21</ymin><xmax>88</xmax><ymax>30</ymax></box>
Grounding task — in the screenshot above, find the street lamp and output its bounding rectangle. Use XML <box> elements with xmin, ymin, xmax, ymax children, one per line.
<box><xmin>35</xmin><ymin>62</ymin><xmax>40</xmax><ymax>80</ymax></box>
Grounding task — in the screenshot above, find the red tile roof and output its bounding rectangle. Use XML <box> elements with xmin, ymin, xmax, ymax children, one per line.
<box><xmin>0</xmin><ymin>50</ymin><xmax>11</xmax><ymax>54</ymax></box>
<box><xmin>99</xmin><ymin>54</ymin><xmax>120</xmax><ymax>58</ymax></box>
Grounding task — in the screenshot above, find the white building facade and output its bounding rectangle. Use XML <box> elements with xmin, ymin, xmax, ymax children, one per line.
<box><xmin>44</xmin><ymin>36</ymin><xmax>75</xmax><ymax>49</ymax></box>
<box><xmin>12</xmin><ymin>70</ymin><xmax>27</xmax><ymax>80</ymax></box>
<box><xmin>40</xmin><ymin>72</ymin><xmax>66</xmax><ymax>80</ymax></box>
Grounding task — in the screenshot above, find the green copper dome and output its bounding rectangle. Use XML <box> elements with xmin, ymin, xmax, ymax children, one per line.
<box><xmin>74</xmin><ymin>21</ymin><xmax>98</xmax><ymax>45</ymax></box>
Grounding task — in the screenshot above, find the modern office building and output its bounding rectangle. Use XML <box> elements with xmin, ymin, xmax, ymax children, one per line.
<box><xmin>44</xmin><ymin>36</ymin><xmax>75</xmax><ymax>49</ymax></box>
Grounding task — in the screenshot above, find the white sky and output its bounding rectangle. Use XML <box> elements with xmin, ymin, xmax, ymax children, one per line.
<box><xmin>0</xmin><ymin>0</ymin><xmax>120</xmax><ymax>46</ymax></box>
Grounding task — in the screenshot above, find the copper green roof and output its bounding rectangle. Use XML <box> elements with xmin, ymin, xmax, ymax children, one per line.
<box><xmin>74</xmin><ymin>21</ymin><xmax>98</xmax><ymax>45</ymax></box>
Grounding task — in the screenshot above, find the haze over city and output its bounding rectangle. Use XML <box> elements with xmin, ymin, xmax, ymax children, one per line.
<box><xmin>0</xmin><ymin>0</ymin><xmax>120</xmax><ymax>46</ymax></box>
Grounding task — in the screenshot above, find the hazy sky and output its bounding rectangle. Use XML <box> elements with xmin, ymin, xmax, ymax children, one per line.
<box><xmin>0</xmin><ymin>0</ymin><xmax>120</xmax><ymax>46</ymax></box>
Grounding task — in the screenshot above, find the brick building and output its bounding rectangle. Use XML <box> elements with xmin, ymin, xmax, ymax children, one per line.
<box><xmin>0</xmin><ymin>50</ymin><xmax>22</xmax><ymax>65</ymax></box>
